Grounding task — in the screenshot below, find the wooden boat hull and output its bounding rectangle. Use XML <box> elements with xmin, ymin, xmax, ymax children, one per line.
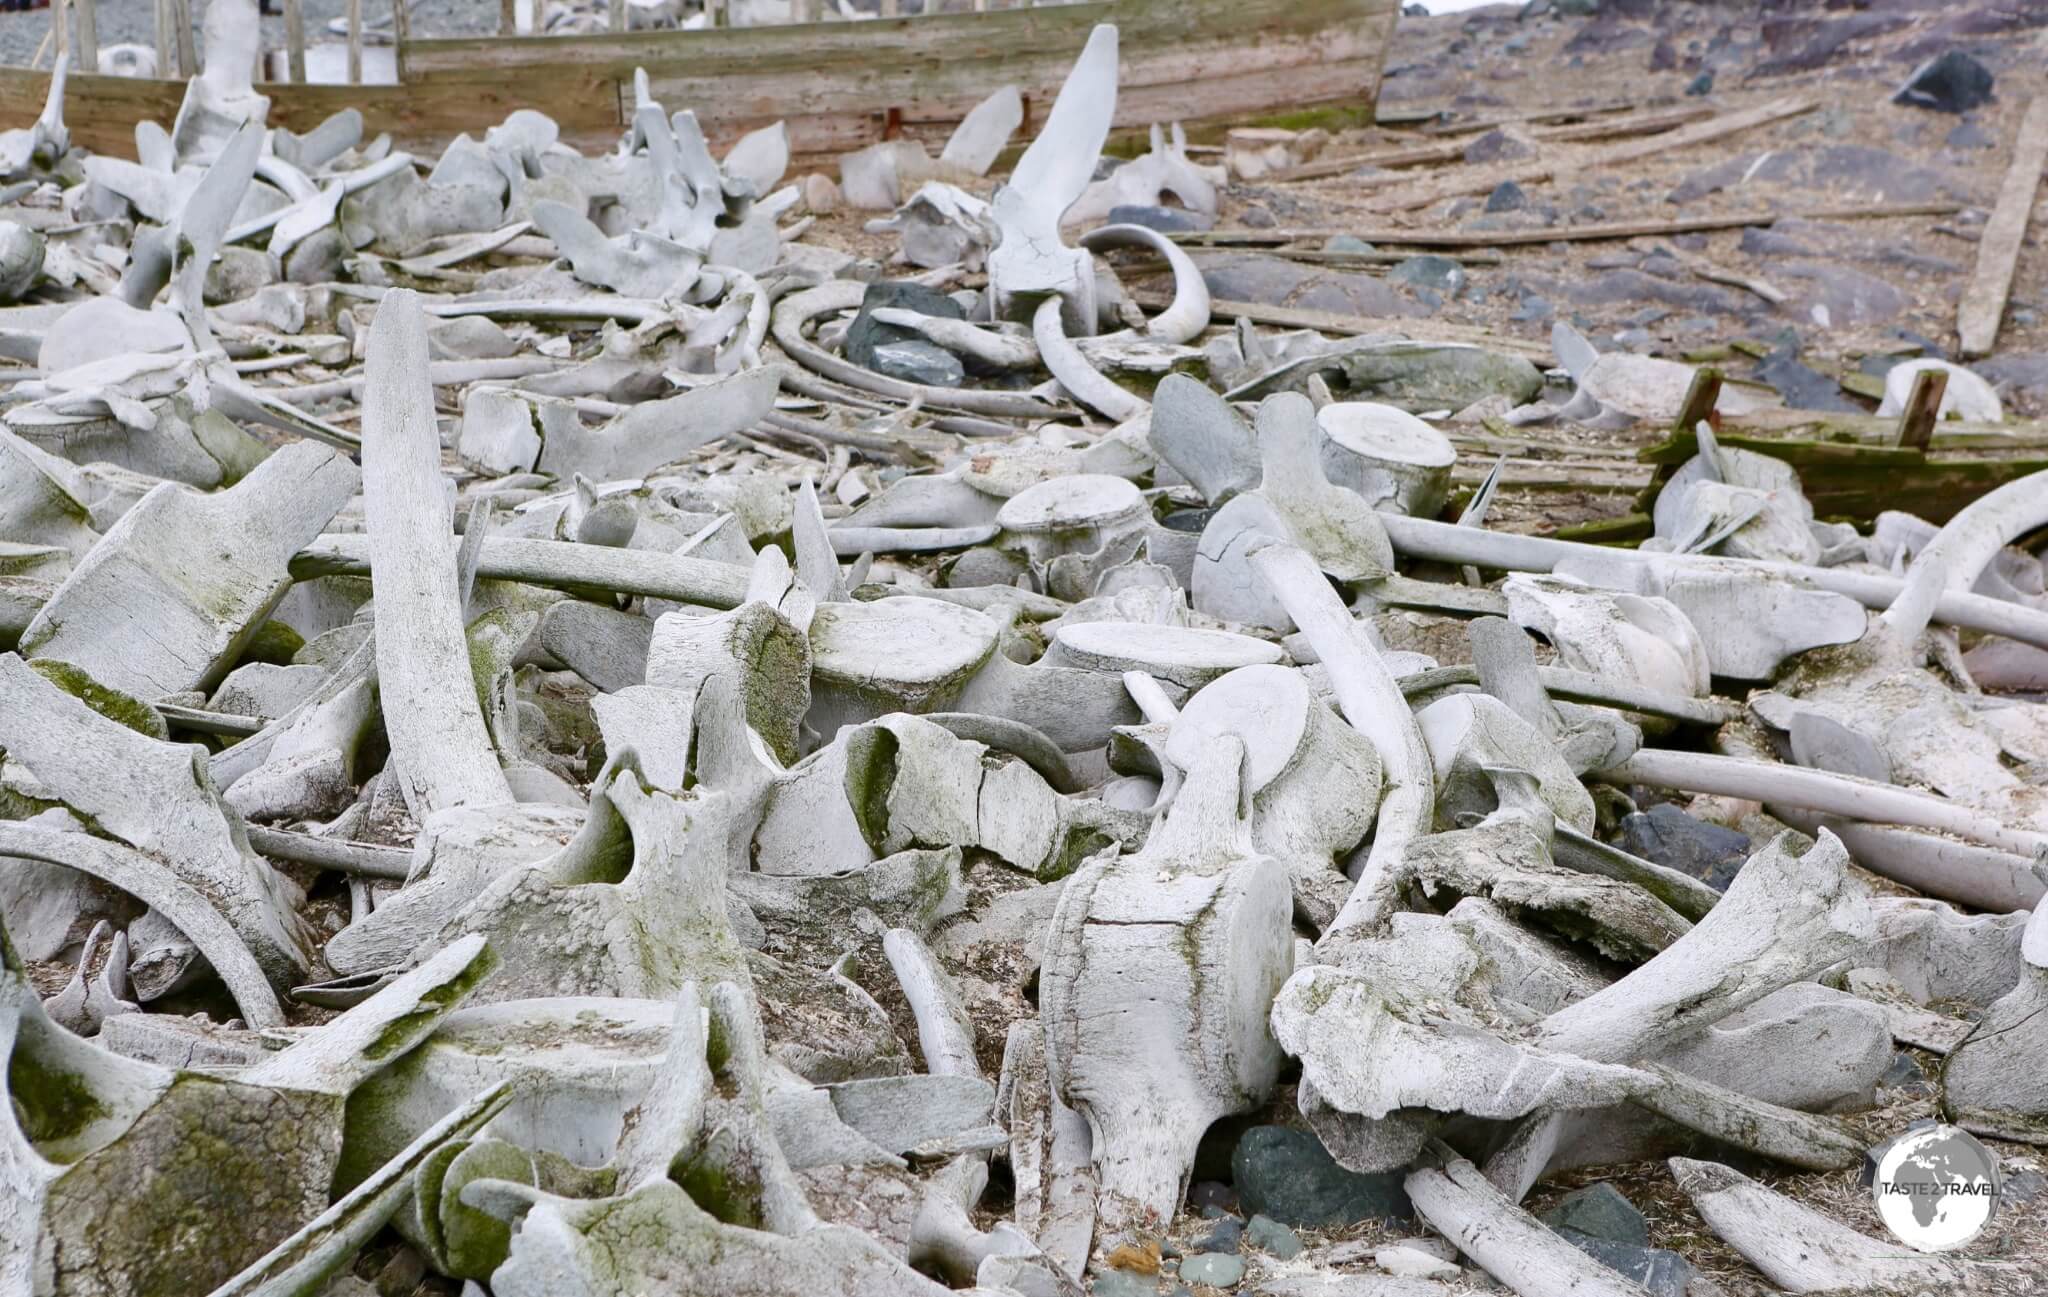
<box><xmin>0</xmin><ymin>0</ymin><xmax>1398</xmax><ymax>160</ymax></box>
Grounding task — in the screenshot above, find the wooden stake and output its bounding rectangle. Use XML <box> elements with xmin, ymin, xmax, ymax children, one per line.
<box><xmin>391</xmin><ymin>0</ymin><xmax>410</xmax><ymax>50</ymax></box>
<box><xmin>75</xmin><ymin>0</ymin><xmax>97</xmax><ymax>74</ymax></box>
<box><xmin>1671</xmin><ymin>367</ymin><xmax>1722</xmax><ymax>437</ymax></box>
<box><xmin>53</xmin><ymin>0</ymin><xmax>69</xmax><ymax>67</ymax></box>
<box><xmin>154</xmin><ymin>0</ymin><xmax>173</xmax><ymax>79</ymax></box>
<box><xmin>347</xmin><ymin>0</ymin><xmax>363</xmax><ymax>83</ymax></box>
<box><xmin>285</xmin><ymin>0</ymin><xmax>306</xmax><ymax>83</ymax></box>
<box><xmin>499</xmin><ymin>0</ymin><xmax>515</xmax><ymax>35</ymax></box>
<box><xmin>610</xmin><ymin>0</ymin><xmax>624</xmax><ymax>34</ymax></box>
<box><xmin>171</xmin><ymin>0</ymin><xmax>196</xmax><ymax>83</ymax></box>
<box><xmin>1958</xmin><ymin>94</ymin><xmax>2048</xmax><ymax>359</ymax></box>
<box><xmin>1894</xmin><ymin>367</ymin><xmax>1949</xmax><ymax>452</ymax></box>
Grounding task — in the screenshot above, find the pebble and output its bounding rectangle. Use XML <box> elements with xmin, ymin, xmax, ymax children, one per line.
<box><xmin>1240</xmin><ymin>206</ymin><xmax>1278</xmax><ymax>229</ymax></box>
<box><xmin>1617</xmin><ymin>803</ymin><xmax>1751</xmax><ymax>892</ymax></box>
<box><xmin>1389</xmin><ymin>255</ymin><xmax>1467</xmax><ymax>296</ymax></box>
<box><xmin>1685</xmin><ymin>71</ymin><xmax>1714</xmax><ymax>96</ymax></box>
<box><xmin>1540</xmin><ymin>1183</ymin><xmax>1649</xmax><ymax>1248</ymax></box>
<box><xmin>1485</xmin><ymin>180</ymin><xmax>1527</xmax><ymax>213</ymax></box>
<box><xmin>1244</xmin><ymin>1215</ymin><xmax>1303</xmax><ymax>1259</ymax></box>
<box><xmin>1177</xmin><ymin>1253</ymin><xmax>1245</xmax><ymax>1287</ymax></box>
<box><xmin>1092</xmin><ymin>1270</ymin><xmax>1159</xmax><ymax>1297</ymax></box>
<box><xmin>1556</xmin><ymin>1230</ymin><xmax>1696</xmax><ymax>1297</ymax></box>
<box><xmin>1110</xmin><ymin>204</ymin><xmax>1216</xmax><ymax>234</ymax></box>
<box><xmin>1191</xmin><ymin>1217</ymin><xmax>1244</xmax><ymax>1254</ymax></box>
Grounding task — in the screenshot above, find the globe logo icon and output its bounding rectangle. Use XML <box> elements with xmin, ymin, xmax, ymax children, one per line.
<box><xmin>1871</xmin><ymin>1124</ymin><xmax>2001</xmax><ymax>1252</ymax></box>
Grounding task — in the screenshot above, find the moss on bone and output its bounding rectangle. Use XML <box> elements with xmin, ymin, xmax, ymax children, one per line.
<box><xmin>27</xmin><ymin>658</ymin><xmax>170</xmax><ymax>740</ymax></box>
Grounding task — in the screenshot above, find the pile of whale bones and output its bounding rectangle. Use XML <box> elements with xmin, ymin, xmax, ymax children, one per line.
<box><xmin>1</xmin><ymin>5</ymin><xmax>2046</xmax><ymax>1296</ymax></box>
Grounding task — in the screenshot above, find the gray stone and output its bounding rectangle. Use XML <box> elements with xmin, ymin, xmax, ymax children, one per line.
<box><xmin>1463</xmin><ymin>127</ymin><xmax>1536</xmax><ymax>165</ymax></box>
<box><xmin>1616</xmin><ymin>803</ymin><xmax>1749</xmax><ymax>892</ymax></box>
<box><xmin>867</xmin><ymin>338</ymin><xmax>965</xmax><ymax>387</ymax></box>
<box><xmin>1197</xmin><ymin>254</ymin><xmax>1418</xmax><ymax>319</ymax></box>
<box><xmin>844</xmin><ymin>279</ymin><xmax>966</xmax><ymax>372</ymax></box>
<box><xmin>1685</xmin><ymin>71</ymin><xmax>1714</xmax><ymax>96</ymax></box>
<box><xmin>1189</xmin><ymin>1180</ymin><xmax>1239</xmax><ymax>1215</ymax></box>
<box><xmin>1389</xmin><ymin>255</ymin><xmax>1466</xmax><ymax>296</ymax></box>
<box><xmin>1670</xmin><ymin>147</ymin><xmax>1962</xmax><ymax>207</ymax></box>
<box><xmin>1758</xmin><ymin>339</ymin><xmax>1861</xmax><ymax>413</ymax></box>
<box><xmin>1775</xmin><ymin>260</ymin><xmax>1908</xmax><ymax>328</ymax></box>
<box><xmin>1947</xmin><ymin>120</ymin><xmax>1997</xmax><ymax>151</ymax></box>
<box><xmin>2006</xmin><ymin>1169</ymin><xmax>2047</xmax><ymax>1204</ymax></box>
<box><xmin>1092</xmin><ymin>1270</ymin><xmax>1159</xmax><ymax>1297</ymax></box>
<box><xmin>1879</xmin><ymin>1050</ymin><xmax>1933</xmax><ymax>1097</ymax></box>
<box><xmin>1976</xmin><ymin>352</ymin><xmax>2048</xmax><ymax>403</ymax></box>
<box><xmin>1540</xmin><ymin>1183</ymin><xmax>1648</xmax><ymax>1248</ymax></box>
<box><xmin>1485</xmin><ymin>181</ymin><xmax>1527</xmax><ymax>213</ymax></box>
<box><xmin>1241</xmin><ymin>206</ymin><xmax>1278</xmax><ymax>230</ymax></box>
<box><xmin>1244</xmin><ymin>1215</ymin><xmax>1303</xmax><ymax>1260</ymax></box>
<box><xmin>203</xmin><ymin>246</ymin><xmax>279</xmax><ymax>305</ymax></box>
<box><xmin>284</xmin><ymin>226</ymin><xmax>347</xmax><ymax>285</ymax></box>
<box><xmin>1109</xmin><ymin>204</ymin><xmax>1216</xmax><ymax>234</ymax></box>
<box><xmin>1895</xmin><ymin>50</ymin><xmax>1996</xmax><ymax>115</ymax></box>
<box><xmin>1230</xmin><ymin>1126</ymin><xmax>1414</xmax><ymax>1228</ymax></box>
<box><xmin>1178</xmin><ymin>1253</ymin><xmax>1244</xmax><ymax>1287</ymax></box>
<box><xmin>1192</xmin><ymin>1216</ymin><xmax>1244</xmax><ymax>1254</ymax></box>
<box><xmin>1555</xmin><ymin>1230</ymin><xmax>1694</xmax><ymax>1297</ymax></box>
<box><xmin>1324</xmin><ymin>236</ymin><xmax>1376</xmax><ymax>255</ymax></box>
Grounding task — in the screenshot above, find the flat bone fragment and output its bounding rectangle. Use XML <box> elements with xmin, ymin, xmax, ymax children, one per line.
<box><xmin>0</xmin><ymin>53</ymin><xmax>67</xmax><ymax>180</ymax></box>
<box><xmin>942</xmin><ymin>85</ymin><xmax>1025</xmax><ymax>176</ymax></box>
<box><xmin>363</xmin><ymin>288</ymin><xmax>516</xmax><ymax>816</ymax></box>
<box><xmin>19</xmin><ymin>441</ymin><xmax>359</xmax><ymax>699</ymax></box>
<box><xmin>1944</xmin><ymin>960</ymin><xmax>2048</xmax><ymax>1143</ymax></box>
<box><xmin>1670</xmin><ymin>1158</ymin><xmax>1975</xmax><ymax>1293</ymax></box>
<box><xmin>1041</xmin><ymin>735</ymin><xmax>1294</xmax><ymax>1221</ymax></box>
<box><xmin>1148</xmin><ymin>371</ymin><xmax>1260</xmax><ymax>506</ymax></box>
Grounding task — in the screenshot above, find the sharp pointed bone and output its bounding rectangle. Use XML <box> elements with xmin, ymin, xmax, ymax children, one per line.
<box><xmin>1669</xmin><ymin>1157</ymin><xmax>1977</xmax><ymax>1294</ymax></box>
<box><xmin>362</xmin><ymin>288</ymin><xmax>514</xmax><ymax>816</ymax></box>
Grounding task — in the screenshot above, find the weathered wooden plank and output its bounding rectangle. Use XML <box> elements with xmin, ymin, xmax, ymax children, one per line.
<box><xmin>76</xmin><ymin>0</ymin><xmax>98</xmax><ymax>74</ymax></box>
<box><xmin>1128</xmin><ymin>287</ymin><xmax>1554</xmax><ymax>363</ymax></box>
<box><xmin>1958</xmin><ymin>93</ymin><xmax>2048</xmax><ymax>359</ymax></box>
<box><xmin>0</xmin><ymin>0</ymin><xmax>1398</xmax><ymax>159</ymax></box>
<box><xmin>347</xmin><ymin>0</ymin><xmax>363</xmax><ymax>83</ymax></box>
<box><xmin>285</xmin><ymin>0</ymin><xmax>306</xmax><ymax>83</ymax></box>
<box><xmin>1358</xmin><ymin>95</ymin><xmax>1819</xmax><ymax>214</ymax></box>
<box><xmin>1167</xmin><ymin>202</ymin><xmax>1963</xmax><ymax>249</ymax></box>
<box><xmin>1270</xmin><ymin>101</ymin><xmax>1714</xmax><ymax>183</ymax></box>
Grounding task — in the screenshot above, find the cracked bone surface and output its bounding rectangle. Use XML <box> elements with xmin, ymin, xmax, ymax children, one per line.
<box><xmin>6</xmin><ymin>9</ymin><xmax>2046</xmax><ymax>1295</ymax></box>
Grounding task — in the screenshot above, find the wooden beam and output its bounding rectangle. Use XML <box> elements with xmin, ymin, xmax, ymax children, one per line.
<box><xmin>285</xmin><ymin>0</ymin><xmax>306</xmax><ymax>83</ymax></box>
<box><xmin>610</xmin><ymin>0</ymin><xmax>625</xmax><ymax>34</ymax></box>
<box><xmin>1958</xmin><ymin>93</ymin><xmax>2048</xmax><ymax>359</ymax></box>
<box><xmin>171</xmin><ymin>0</ymin><xmax>196</xmax><ymax>83</ymax></box>
<box><xmin>154</xmin><ymin>0</ymin><xmax>173</xmax><ymax>79</ymax></box>
<box><xmin>500</xmin><ymin>0</ymin><xmax>516</xmax><ymax>35</ymax></box>
<box><xmin>1671</xmin><ymin>367</ymin><xmax>1722</xmax><ymax>436</ymax></box>
<box><xmin>1167</xmin><ymin>202</ymin><xmax>1964</xmax><ymax>250</ymax></box>
<box><xmin>76</xmin><ymin>0</ymin><xmax>98</xmax><ymax>74</ymax></box>
<box><xmin>347</xmin><ymin>0</ymin><xmax>364</xmax><ymax>83</ymax></box>
<box><xmin>1358</xmin><ymin>95</ymin><xmax>1818</xmax><ymax>214</ymax></box>
<box><xmin>1270</xmin><ymin>101</ymin><xmax>1714</xmax><ymax>183</ymax></box>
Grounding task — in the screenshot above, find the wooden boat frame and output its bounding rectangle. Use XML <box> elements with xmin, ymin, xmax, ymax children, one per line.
<box><xmin>0</xmin><ymin>0</ymin><xmax>1400</xmax><ymax>160</ymax></box>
